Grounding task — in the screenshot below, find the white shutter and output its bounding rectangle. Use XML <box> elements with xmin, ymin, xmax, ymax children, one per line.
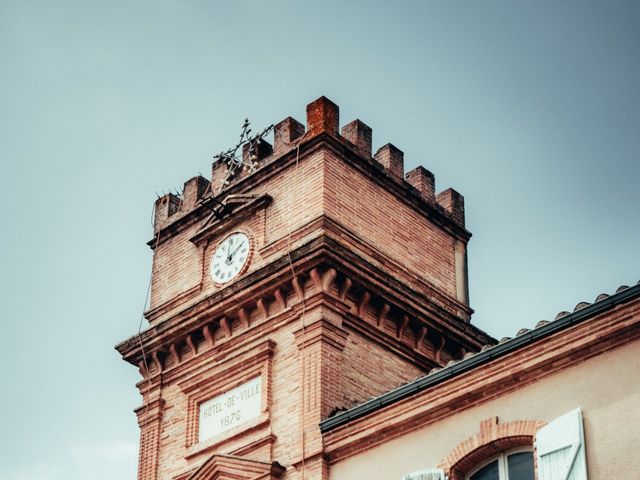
<box><xmin>402</xmin><ymin>468</ymin><xmax>446</xmax><ymax>480</ymax></box>
<box><xmin>535</xmin><ymin>408</ymin><xmax>588</xmax><ymax>480</ymax></box>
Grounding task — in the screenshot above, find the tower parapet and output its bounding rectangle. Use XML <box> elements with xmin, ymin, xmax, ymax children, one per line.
<box><xmin>152</xmin><ymin>95</ymin><xmax>467</xmax><ymax>239</ymax></box>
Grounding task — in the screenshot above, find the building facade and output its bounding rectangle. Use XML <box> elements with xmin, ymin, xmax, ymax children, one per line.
<box><xmin>116</xmin><ymin>97</ymin><xmax>640</xmax><ymax>480</ymax></box>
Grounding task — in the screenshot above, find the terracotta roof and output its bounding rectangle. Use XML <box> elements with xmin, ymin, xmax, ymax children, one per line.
<box><xmin>320</xmin><ymin>280</ymin><xmax>640</xmax><ymax>432</ymax></box>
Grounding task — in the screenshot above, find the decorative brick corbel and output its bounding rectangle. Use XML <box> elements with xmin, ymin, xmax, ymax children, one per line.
<box><xmin>435</xmin><ymin>335</ymin><xmax>446</xmax><ymax>364</ymax></box>
<box><xmin>357</xmin><ymin>291</ymin><xmax>370</xmax><ymax>318</ymax></box>
<box><xmin>170</xmin><ymin>343</ymin><xmax>182</xmax><ymax>365</ymax></box>
<box><xmin>220</xmin><ymin>317</ymin><xmax>232</xmax><ymax>337</ymax></box>
<box><xmin>310</xmin><ymin>268</ymin><xmax>322</xmax><ymax>290</ymax></box>
<box><xmin>257</xmin><ymin>298</ymin><xmax>268</xmax><ymax>321</ymax></box>
<box><xmin>274</xmin><ymin>289</ymin><xmax>286</xmax><ymax>311</ymax></box>
<box><xmin>377</xmin><ymin>303</ymin><xmax>390</xmax><ymax>327</ymax></box>
<box><xmin>322</xmin><ymin>268</ymin><xmax>337</xmax><ymax>291</ymax></box>
<box><xmin>202</xmin><ymin>324</ymin><xmax>215</xmax><ymax>349</ymax></box>
<box><xmin>186</xmin><ymin>334</ymin><xmax>197</xmax><ymax>356</ymax></box>
<box><xmin>339</xmin><ymin>277</ymin><xmax>352</xmax><ymax>301</ymax></box>
<box><xmin>415</xmin><ymin>326</ymin><xmax>427</xmax><ymax>350</ymax></box>
<box><xmin>237</xmin><ymin>307</ymin><xmax>250</xmax><ymax>329</ymax></box>
<box><xmin>152</xmin><ymin>350</ymin><xmax>164</xmax><ymax>372</ymax></box>
<box><xmin>397</xmin><ymin>315</ymin><xmax>409</xmax><ymax>339</ymax></box>
<box><xmin>292</xmin><ymin>276</ymin><xmax>304</xmax><ymax>301</ymax></box>
<box><xmin>138</xmin><ymin>360</ymin><xmax>148</xmax><ymax>378</ymax></box>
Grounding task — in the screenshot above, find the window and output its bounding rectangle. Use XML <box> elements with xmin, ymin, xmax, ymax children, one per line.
<box><xmin>467</xmin><ymin>450</ymin><xmax>534</xmax><ymax>480</ymax></box>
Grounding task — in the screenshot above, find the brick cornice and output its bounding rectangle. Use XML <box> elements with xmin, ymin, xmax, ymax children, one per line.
<box><xmin>117</xmin><ymin>235</ymin><xmax>492</xmax><ymax>371</ymax></box>
<box><xmin>322</xmin><ymin>299</ymin><xmax>640</xmax><ymax>462</ymax></box>
<box><xmin>342</xmin><ymin>312</ymin><xmax>439</xmax><ymax>371</ymax></box>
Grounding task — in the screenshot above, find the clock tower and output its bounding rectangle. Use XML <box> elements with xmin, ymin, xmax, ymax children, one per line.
<box><xmin>116</xmin><ymin>96</ymin><xmax>494</xmax><ymax>480</ymax></box>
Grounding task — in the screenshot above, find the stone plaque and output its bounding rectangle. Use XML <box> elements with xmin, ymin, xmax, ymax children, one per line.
<box><xmin>198</xmin><ymin>376</ymin><xmax>262</xmax><ymax>442</ymax></box>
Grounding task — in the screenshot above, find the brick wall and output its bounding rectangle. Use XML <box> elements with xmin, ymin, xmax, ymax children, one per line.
<box><xmin>122</xmin><ymin>96</ymin><xmax>478</xmax><ymax>480</ymax></box>
<box><xmin>149</xmin><ymin>150</ymin><xmax>325</xmax><ymax>317</ymax></box>
<box><xmin>323</xmin><ymin>150</ymin><xmax>457</xmax><ymax>299</ymax></box>
<box><xmin>340</xmin><ymin>331</ymin><xmax>423</xmax><ymax>408</ymax></box>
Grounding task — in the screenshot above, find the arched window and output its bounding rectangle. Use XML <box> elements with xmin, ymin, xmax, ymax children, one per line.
<box><xmin>466</xmin><ymin>449</ymin><xmax>534</xmax><ymax>480</ymax></box>
<box><xmin>438</xmin><ymin>418</ymin><xmax>544</xmax><ymax>480</ymax></box>
<box><xmin>418</xmin><ymin>410</ymin><xmax>587</xmax><ymax>480</ymax></box>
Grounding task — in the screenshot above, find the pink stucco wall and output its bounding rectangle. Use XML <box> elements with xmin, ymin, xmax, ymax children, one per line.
<box><xmin>329</xmin><ymin>338</ymin><xmax>640</xmax><ymax>479</ymax></box>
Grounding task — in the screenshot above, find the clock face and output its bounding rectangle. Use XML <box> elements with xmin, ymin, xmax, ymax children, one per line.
<box><xmin>210</xmin><ymin>232</ymin><xmax>252</xmax><ymax>285</ymax></box>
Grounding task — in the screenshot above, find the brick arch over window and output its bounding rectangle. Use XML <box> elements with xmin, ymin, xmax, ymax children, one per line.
<box><xmin>438</xmin><ymin>417</ymin><xmax>546</xmax><ymax>480</ymax></box>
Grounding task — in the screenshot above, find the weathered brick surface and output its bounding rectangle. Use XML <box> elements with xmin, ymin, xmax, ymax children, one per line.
<box><xmin>149</xmin><ymin>150</ymin><xmax>325</xmax><ymax>314</ymax></box>
<box><xmin>120</xmin><ymin>96</ymin><xmax>481</xmax><ymax>480</ymax></box>
<box><xmin>323</xmin><ymin>150</ymin><xmax>457</xmax><ymax>298</ymax></box>
<box><xmin>340</xmin><ymin>331</ymin><xmax>422</xmax><ymax>408</ymax></box>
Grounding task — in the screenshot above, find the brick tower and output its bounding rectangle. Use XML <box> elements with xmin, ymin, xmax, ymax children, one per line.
<box><xmin>116</xmin><ymin>96</ymin><xmax>494</xmax><ymax>480</ymax></box>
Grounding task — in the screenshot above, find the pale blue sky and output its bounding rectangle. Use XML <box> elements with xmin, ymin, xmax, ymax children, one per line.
<box><xmin>1</xmin><ymin>1</ymin><xmax>638</xmax><ymax>479</ymax></box>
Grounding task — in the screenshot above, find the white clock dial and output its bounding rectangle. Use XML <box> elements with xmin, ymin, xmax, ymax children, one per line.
<box><xmin>210</xmin><ymin>232</ymin><xmax>251</xmax><ymax>285</ymax></box>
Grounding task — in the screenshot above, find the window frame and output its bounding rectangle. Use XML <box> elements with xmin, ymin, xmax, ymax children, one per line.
<box><xmin>465</xmin><ymin>447</ymin><xmax>534</xmax><ymax>480</ymax></box>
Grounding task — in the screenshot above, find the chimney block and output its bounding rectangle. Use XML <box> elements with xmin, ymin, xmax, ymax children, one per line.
<box><xmin>274</xmin><ymin>117</ymin><xmax>305</xmax><ymax>153</ymax></box>
<box><xmin>341</xmin><ymin>119</ymin><xmax>372</xmax><ymax>157</ymax></box>
<box><xmin>154</xmin><ymin>193</ymin><xmax>181</xmax><ymax>231</ymax></box>
<box><xmin>374</xmin><ymin>143</ymin><xmax>404</xmax><ymax>180</ymax></box>
<box><xmin>306</xmin><ymin>96</ymin><xmax>339</xmax><ymax>136</ymax></box>
<box><xmin>182</xmin><ymin>176</ymin><xmax>210</xmax><ymax>210</ymax></box>
<box><xmin>437</xmin><ymin>188</ymin><xmax>465</xmax><ymax>227</ymax></box>
<box><xmin>406</xmin><ymin>166</ymin><xmax>435</xmax><ymax>202</ymax></box>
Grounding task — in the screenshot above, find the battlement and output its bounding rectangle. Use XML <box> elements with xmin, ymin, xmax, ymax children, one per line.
<box><xmin>153</xmin><ymin>96</ymin><xmax>466</xmax><ymax>237</ymax></box>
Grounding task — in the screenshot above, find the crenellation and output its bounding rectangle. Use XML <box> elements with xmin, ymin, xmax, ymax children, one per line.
<box><xmin>436</xmin><ymin>188</ymin><xmax>465</xmax><ymax>227</ymax></box>
<box><xmin>181</xmin><ymin>176</ymin><xmax>210</xmax><ymax>211</ymax></box>
<box><xmin>154</xmin><ymin>193</ymin><xmax>181</xmax><ymax>231</ymax></box>
<box><xmin>274</xmin><ymin>117</ymin><xmax>305</xmax><ymax>153</ymax></box>
<box><xmin>374</xmin><ymin>143</ymin><xmax>404</xmax><ymax>181</ymax></box>
<box><xmin>306</xmin><ymin>96</ymin><xmax>340</xmax><ymax>136</ymax></box>
<box><xmin>341</xmin><ymin>119</ymin><xmax>372</xmax><ymax>158</ymax></box>
<box><xmin>210</xmin><ymin>158</ymin><xmax>226</xmax><ymax>195</ymax></box>
<box><xmin>242</xmin><ymin>138</ymin><xmax>273</xmax><ymax>164</ymax></box>
<box><xmin>406</xmin><ymin>166</ymin><xmax>435</xmax><ymax>202</ymax></box>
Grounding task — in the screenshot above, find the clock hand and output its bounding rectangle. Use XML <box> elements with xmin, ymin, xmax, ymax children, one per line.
<box><xmin>225</xmin><ymin>243</ymin><xmax>243</xmax><ymax>265</ymax></box>
<box><xmin>230</xmin><ymin>243</ymin><xmax>243</xmax><ymax>258</ymax></box>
